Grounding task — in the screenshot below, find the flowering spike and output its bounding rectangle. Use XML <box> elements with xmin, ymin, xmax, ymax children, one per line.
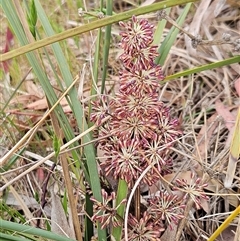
<box><xmin>90</xmin><ymin>16</ymin><xmax>184</xmax><ymax>235</ymax></box>
<box><xmin>91</xmin><ymin>15</ymin><xmax>181</xmax><ymax>185</ymax></box>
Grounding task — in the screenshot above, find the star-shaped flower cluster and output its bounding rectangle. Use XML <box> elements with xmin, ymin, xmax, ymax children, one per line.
<box><xmin>91</xmin><ymin>16</ymin><xmax>181</xmax><ymax>186</ymax></box>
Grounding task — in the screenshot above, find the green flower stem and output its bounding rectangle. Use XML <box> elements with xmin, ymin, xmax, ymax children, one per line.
<box><xmin>101</xmin><ymin>0</ymin><xmax>113</xmax><ymax>94</ymax></box>
<box><xmin>112</xmin><ymin>179</ymin><xmax>128</xmax><ymax>241</ymax></box>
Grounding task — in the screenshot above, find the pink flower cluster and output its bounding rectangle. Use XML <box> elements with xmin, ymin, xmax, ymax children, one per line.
<box><xmin>91</xmin><ymin>16</ymin><xmax>181</xmax><ymax>186</ymax></box>
<box><xmin>90</xmin><ymin>16</ymin><xmax>208</xmax><ymax>239</ymax></box>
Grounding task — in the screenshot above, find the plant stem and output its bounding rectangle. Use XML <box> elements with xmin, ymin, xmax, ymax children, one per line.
<box><xmin>112</xmin><ymin>179</ymin><xmax>128</xmax><ymax>241</ymax></box>
<box><xmin>134</xmin><ymin>185</ymin><xmax>140</xmax><ymax>221</ymax></box>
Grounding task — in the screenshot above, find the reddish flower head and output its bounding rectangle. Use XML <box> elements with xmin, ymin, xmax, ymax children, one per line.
<box><xmin>91</xmin><ymin>15</ymin><xmax>181</xmax><ymax>186</ymax></box>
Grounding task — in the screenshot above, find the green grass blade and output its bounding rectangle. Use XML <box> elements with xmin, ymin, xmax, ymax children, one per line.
<box><xmin>163</xmin><ymin>55</ymin><xmax>240</xmax><ymax>83</ymax></box>
<box><xmin>0</xmin><ymin>220</ymin><xmax>77</xmax><ymax>241</ymax></box>
<box><xmin>84</xmin><ymin>194</ymin><xmax>94</xmax><ymax>241</ymax></box>
<box><xmin>155</xmin><ymin>3</ymin><xmax>192</xmax><ymax>65</ymax></box>
<box><xmin>153</xmin><ymin>8</ymin><xmax>171</xmax><ymax>45</ymax></box>
<box><xmin>112</xmin><ymin>179</ymin><xmax>128</xmax><ymax>241</ymax></box>
<box><xmin>0</xmin><ymin>232</ymin><xmax>32</xmax><ymax>241</ymax></box>
<box><xmin>101</xmin><ymin>0</ymin><xmax>113</xmax><ymax>94</ymax></box>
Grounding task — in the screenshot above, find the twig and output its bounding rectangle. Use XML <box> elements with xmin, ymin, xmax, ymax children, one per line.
<box><xmin>36</xmin><ymin>163</ymin><xmax>56</xmax><ymax>228</ymax></box>
<box><xmin>158</xmin><ymin>10</ymin><xmax>239</xmax><ymax>49</ymax></box>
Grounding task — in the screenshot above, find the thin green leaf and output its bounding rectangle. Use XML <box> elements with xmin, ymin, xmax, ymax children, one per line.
<box><xmin>101</xmin><ymin>0</ymin><xmax>113</xmax><ymax>94</ymax></box>
<box><xmin>0</xmin><ymin>220</ymin><xmax>77</xmax><ymax>241</ymax></box>
<box><xmin>0</xmin><ymin>232</ymin><xmax>32</xmax><ymax>241</ymax></box>
<box><xmin>62</xmin><ymin>189</ymin><xmax>68</xmax><ymax>214</ymax></box>
<box><xmin>155</xmin><ymin>3</ymin><xmax>192</xmax><ymax>65</ymax></box>
<box><xmin>84</xmin><ymin>194</ymin><xmax>94</xmax><ymax>241</ymax></box>
<box><xmin>112</xmin><ymin>179</ymin><xmax>128</xmax><ymax>241</ymax></box>
<box><xmin>26</xmin><ymin>0</ymin><xmax>37</xmax><ymax>38</ymax></box>
<box><xmin>153</xmin><ymin>8</ymin><xmax>171</xmax><ymax>45</ymax></box>
<box><xmin>53</xmin><ymin>135</ymin><xmax>61</xmax><ymax>158</ymax></box>
<box><xmin>163</xmin><ymin>55</ymin><xmax>240</xmax><ymax>83</ymax></box>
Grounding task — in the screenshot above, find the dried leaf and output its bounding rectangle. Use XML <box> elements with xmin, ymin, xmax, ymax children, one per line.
<box><xmin>140</xmin><ymin>0</ymin><xmax>156</xmax><ymax>7</ymax></box>
<box><xmin>199</xmin><ymin>197</ymin><xmax>210</xmax><ymax>213</ymax></box>
<box><xmin>25</xmin><ymin>80</ymin><xmax>44</xmax><ymax>98</ymax></box>
<box><xmin>50</xmin><ymin>186</ymin><xmax>75</xmax><ymax>239</ymax></box>
<box><xmin>215</xmin><ymin>100</ymin><xmax>235</xmax><ymax>131</ymax></box>
<box><xmin>220</xmin><ymin>226</ymin><xmax>237</xmax><ymax>241</ymax></box>
<box><xmin>36</xmin><ymin>167</ymin><xmax>45</xmax><ymax>184</ymax></box>
<box><xmin>10</xmin><ymin>94</ymin><xmax>40</xmax><ymax>105</ymax></box>
<box><xmin>5</xmin><ymin>193</ymin><xmax>39</xmax><ymax>209</ymax></box>
<box><xmin>224</xmin><ymin>108</ymin><xmax>240</xmax><ymax>188</ymax></box>
<box><xmin>234</xmin><ymin>78</ymin><xmax>240</xmax><ymax>97</ymax></box>
<box><xmin>193</xmin><ymin>113</ymin><xmax>219</xmax><ymax>173</ymax></box>
<box><xmin>26</xmin><ymin>97</ymin><xmax>69</xmax><ymax>110</ymax></box>
<box><xmin>234</xmin><ymin>216</ymin><xmax>240</xmax><ymax>241</ymax></box>
<box><xmin>227</xmin><ymin>0</ymin><xmax>240</xmax><ymax>7</ymax></box>
<box><xmin>161</xmin><ymin>222</ymin><xmax>178</xmax><ymax>241</ymax></box>
<box><xmin>26</xmin><ymin>97</ymin><xmax>48</xmax><ymax>110</ymax></box>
